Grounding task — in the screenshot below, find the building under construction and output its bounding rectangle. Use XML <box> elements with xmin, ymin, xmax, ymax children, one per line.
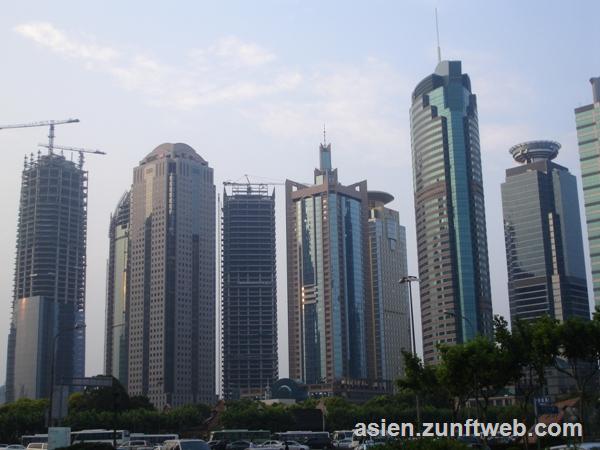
<box><xmin>5</xmin><ymin>151</ymin><xmax>87</xmax><ymax>402</ymax></box>
<box><xmin>221</xmin><ymin>183</ymin><xmax>278</xmax><ymax>399</ymax></box>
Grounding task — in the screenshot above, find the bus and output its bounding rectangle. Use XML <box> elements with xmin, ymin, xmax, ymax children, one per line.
<box><xmin>71</xmin><ymin>429</ymin><xmax>131</xmax><ymax>445</ymax></box>
<box><xmin>23</xmin><ymin>430</ymin><xmax>130</xmax><ymax>447</ymax></box>
<box><xmin>131</xmin><ymin>434</ymin><xmax>179</xmax><ymax>445</ymax></box>
<box><xmin>209</xmin><ymin>430</ymin><xmax>271</xmax><ymax>443</ymax></box>
<box><xmin>21</xmin><ymin>435</ymin><xmax>48</xmax><ymax>446</ymax></box>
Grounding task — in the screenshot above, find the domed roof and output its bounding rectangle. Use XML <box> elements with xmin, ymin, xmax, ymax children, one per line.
<box><xmin>140</xmin><ymin>143</ymin><xmax>207</xmax><ymax>165</ymax></box>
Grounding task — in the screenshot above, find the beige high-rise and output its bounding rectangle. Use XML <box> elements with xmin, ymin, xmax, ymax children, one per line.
<box><xmin>128</xmin><ymin>143</ymin><xmax>215</xmax><ymax>408</ymax></box>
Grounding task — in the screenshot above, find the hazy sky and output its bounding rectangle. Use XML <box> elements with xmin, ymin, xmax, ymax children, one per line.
<box><xmin>0</xmin><ymin>1</ymin><xmax>599</xmax><ymax>384</ymax></box>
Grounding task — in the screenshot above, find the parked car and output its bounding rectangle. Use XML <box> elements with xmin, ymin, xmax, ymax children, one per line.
<box><xmin>226</xmin><ymin>441</ymin><xmax>255</xmax><ymax>450</ymax></box>
<box><xmin>334</xmin><ymin>440</ymin><xmax>353</xmax><ymax>450</ymax></box>
<box><xmin>25</xmin><ymin>445</ymin><xmax>45</xmax><ymax>450</ymax></box>
<box><xmin>208</xmin><ymin>441</ymin><xmax>228</xmax><ymax>450</ymax></box>
<box><xmin>550</xmin><ymin>444</ymin><xmax>600</xmax><ymax>450</ymax></box>
<box><xmin>301</xmin><ymin>437</ymin><xmax>332</xmax><ymax>450</ymax></box>
<box><xmin>164</xmin><ymin>440</ymin><xmax>211</xmax><ymax>450</ymax></box>
<box><xmin>260</xmin><ymin>441</ymin><xmax>309</xmax><ymax>450</ymax></box>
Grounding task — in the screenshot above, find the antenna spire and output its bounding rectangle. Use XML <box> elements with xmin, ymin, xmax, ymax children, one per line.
<box><xmin>323</xmin><ymin>123</ymin><xmax>327</xmax><ymax>146</ymax></box>
<box><xmin>435</xmin><ymin>8</ymin><xmax>442</xmax><ymax>63</ymax></box>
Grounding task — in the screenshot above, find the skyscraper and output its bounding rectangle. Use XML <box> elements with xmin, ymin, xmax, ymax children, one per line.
<box><xmin>502</xmin><ymin>141</ymin><xmax>589</xmax><ymax>323</ymax></box>
<box><xmin>286</xmin><ymin>142</ymin><xmax>371</xmax><ymax>384</ymax></box>
<box><xmin>6</xmin><ymin>151</ymin><xmax>87</xmax><ymax>402</ymax></box>
<box><xmin>221</xmin><ymin>183</ymin><xmax>278</xmax><ymax>399</ymax></box>
<box><xmin>128</xmin><ymin>143</ymin><xmax>215</xmax><ymax>408</ymax></box>
<box><xmin>367</xmin><ymin>191</ymin><xmax>411</xmax><ymax>382</ymax></box>
<box><xmin>104</xmin><ymin>191</ymin><xmax>130</xmax><ymax>385</ymax></box>
<box><xmin>410</xmin><ymin>60</ymin><xmax>493</xmax><ymax>364</ymax></box>
<box><xmin>576</xmin><ymin>77</ymin><xmax>600</xmax><ymax>308</ymax></box>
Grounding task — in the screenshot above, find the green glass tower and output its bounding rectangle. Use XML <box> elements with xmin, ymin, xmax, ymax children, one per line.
<box><xmin>575</xmin><ymin>77</ymin><xmax>600</xmax><ymax>307</ymax></box>
<box><xmin>410</xmin><ymin>60</ymin><xmax>493</xmax><ymax>364</ymax></box>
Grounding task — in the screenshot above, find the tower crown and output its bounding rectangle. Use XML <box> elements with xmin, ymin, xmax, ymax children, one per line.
<box><xmin>509</xmin><ymin>140</ymin><xmax>560</xmax><ymax>164</ymax></box>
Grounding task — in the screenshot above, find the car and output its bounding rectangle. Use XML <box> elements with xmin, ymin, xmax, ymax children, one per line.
<box><xmin>550</xmin><ymin>444</ymin><xmax>600</xmax><ymax>450</ymax></box>
<box><xmin>208</xmin><ymin>441</ymin><xmax>228</xmax><ymax>450</ymax></box>
<box><xmin>303</xmin><ymin>437</ymin><xmax>333</xmax><ymax>450</ymax></box>
<box><xmin>25</xmin><ymin>445</ymin><xmax>45</xmax><ymax>450</ymax></box>
<box><xmin>164</xmin><ymin>441</ymin><xmax>211</xmax><ymax>450</ymax></box>
<box><xmin>226</xmin><ymin>441</ymin><xmax>255</xmax><ymax>450</ymax></box>
<box><xmin>127</xmin><ymin>442</ymin><xmax>150</xmax><ymax>448</ymax></box>
<box><xmin>334</xmin><ymin>440</ymin><xmax>353</xmax><ymax>450</ymax></box>
<box><xmin>260</xmin><ymin>441</ymin><xmax>309</xmax><ymax>450</ymax></box>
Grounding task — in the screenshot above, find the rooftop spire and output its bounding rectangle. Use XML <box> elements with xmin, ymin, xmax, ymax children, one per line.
<box><xmin>435</xmin><ymin>8</ymin><xmax>442</xmax><ymax>63</ymax></box>
<box><xmin>323</xmin><ymin>123</ymin><xmax>327</xmax><ymax>146</ymax></box>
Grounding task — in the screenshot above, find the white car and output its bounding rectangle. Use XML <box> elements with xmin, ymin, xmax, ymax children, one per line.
<box><xmin>260</xmin><ymin>441</ymin><xmax>308</xmax><ymax>450</ymax></box>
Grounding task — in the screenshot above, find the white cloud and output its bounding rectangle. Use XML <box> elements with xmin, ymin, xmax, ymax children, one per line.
<box><xmin>14</xmin><ymin>22</ymin><xmax>292</xmax><ymax>110</ymax></box>
<box><xmin>14</xmin><ymin>22</ymin><xmax>119</xmax><ymax>63</ymax></box>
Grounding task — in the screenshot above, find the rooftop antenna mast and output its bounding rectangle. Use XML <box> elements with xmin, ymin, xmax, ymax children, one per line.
<box><xmin>435</xmin><ymin>8</ymin><xmax>442</xmax><ymax>63</ymax></box>
<box><xmin>323</xmin><ymin>123</ymin><xmax>327</xmax><ymax>145</ymax></box>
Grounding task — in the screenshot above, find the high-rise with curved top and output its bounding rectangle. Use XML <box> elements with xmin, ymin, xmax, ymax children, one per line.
<box><xmin>502</xmin><ymin>141</ymin><xmax>589</xmax><ymax>323</ymax></box>
<box><xmin>410</xmin><ymin>60</ymin><xmax>493</xmax><ymax>364</ymax></box>
<box><xmin>128</xmin><ymin>143</ymin><xmax>215</xmax><ymax>408</ymax></box>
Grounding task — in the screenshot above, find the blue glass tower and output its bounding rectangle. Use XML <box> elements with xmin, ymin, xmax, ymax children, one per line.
<box><xmin>286</xmin><ymin>142</ymin><xmax>370</xmax><ymax>383</ymax></box>
<box><xmin>410</xmin><ymin>61</ymin><xmax>493</xmax><ymax>364</ymax></box>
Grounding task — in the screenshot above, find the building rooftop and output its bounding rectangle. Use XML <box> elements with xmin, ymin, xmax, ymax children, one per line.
<box><xmin>509</xmin><ymin>140</ymin><xmax>560</xmax><ymax>164</ymax></box>
<box><xmin>140</xmin><ymin>142</ymin><xmax>207</xmax><ymax>165</ymax></box>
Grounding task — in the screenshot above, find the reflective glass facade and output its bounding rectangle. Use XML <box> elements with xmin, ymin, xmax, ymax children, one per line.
<box><xmin>410</xmin><ymin>61</ymin><xmax>493</xmax><ymax>364</ymax></box>
<box><xmin>576</xmin><ymin>78</ymin><xmax>600</xmax><ymax>307</ymax></box>
<box><xmin>286</xmin><ymin>143</ymin><xmax>370</xmax><ymax>384</ymax></box>
<box><xmin>104</xmin><ymin>191</ymin><xmax>130</xmax><ymax>385</ymax></box>
<box><xmin>502</xmin><ymin>144</ymin><xmax>589</xmax><ymax>323</ymax></box>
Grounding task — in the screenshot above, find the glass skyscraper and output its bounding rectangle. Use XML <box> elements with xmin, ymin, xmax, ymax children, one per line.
<box><xmin>6</xmin><ymin>152</ymin><xmax>87</xmax><ymax>402</ymax></box>
<box><xmin>286</xmin><ymin>142</ymin><xmax>370</xmax><ymax>384</ymax></box>
<box><xmin>410</xmin><ymin>60</ymin><xmax>493</xmax><ymax>364</ymax></box>
<box><xmin>221</xmin><ymin>183</ymin><xmax>278</xmax><ymax>399</ymax></box>
<box><xmin>576</xmin><ymin>77</ymin><xmax>600</xmax><ymax>308</ymax></box>
<box><xmin>502</xmin><ymin>141</ymin><xmax>589</xmax><ymax>323</ymax></box>
<box><xmin>104</xmin><ymin>191</ymin><xmax>130</xmax><ymax>386</ymax></box>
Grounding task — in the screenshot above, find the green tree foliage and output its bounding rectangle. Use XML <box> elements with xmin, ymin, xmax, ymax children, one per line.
<box><xmin>220</xmin><ymin>399</ymin><xmax>294</xmax><ymax>432</ymax></box>
<box><xmin>0</xmin><ymin>398</ymin><xmax>48</xmax><ymax>443</ymax></box>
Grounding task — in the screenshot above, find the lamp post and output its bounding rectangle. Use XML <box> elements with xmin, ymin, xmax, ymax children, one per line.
<box><xmin>399</xmin><ymin>275</ymin><xmax>420</xmax><ymax>426</ymax></box>
<box><xmin>444</xmin><ymin>309</ymin><xmax>476</xmax><ymax>340</ymax></box>
<box><xmin>48</xmin><ymin>322</ymin><xmax>86</xmax><ymax>427</ymax></box>
<box><xmin>109</xmin><ymin>322</ymin><xmax>125</xmax><ymax>450</ymax></box>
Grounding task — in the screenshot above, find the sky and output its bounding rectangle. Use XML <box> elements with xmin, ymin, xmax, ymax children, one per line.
<box><xmin>0</xmin><ymin>0</ymin><xmax>599</xmax><ymax>385</ymax></box>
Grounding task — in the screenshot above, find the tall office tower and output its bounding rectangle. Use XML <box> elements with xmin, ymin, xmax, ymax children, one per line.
<box><xmin>128</xmin><ymin>143</ymin><xmax>215</xmax><ymax>408</ymax></box>
<box><xmin>410</xmin><ymin>60</ymin><xmax>493</xmax><ymax>364</ymax></box>
<box><xmin>221</xmin><ymin>183</ymin><xmax>278</xmax><ymax>400</ymax></box>
<box><xmin>286</xmin><ymin>142</ymin><xmax>371</xmax><ymax>384</ymax></box>
<box><xmin>367</xmin><ymin>191</ymin><xmax>411</xmax><ymax>382</ymax></box>
<box><xmin>576</xmin><ymin>77</ymin><xmax>600</xmax><ymax>308</ymax></box>
<box><xmin>502</xmin><ymin>141</ymin><xmax>590</xmax><ymax>323</ymax></box>
<box><xmin>6</xmin><ymin>152</ymin><xmax>87</xmax><ymax>402</ymax></box>
<box><xmin>104</xmin><ymin>191</ymin><xmax>130</xmax><ymax>385</ymax></box>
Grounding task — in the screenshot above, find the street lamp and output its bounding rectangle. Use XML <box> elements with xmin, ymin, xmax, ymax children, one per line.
<box><xmin>48</xmin><ymin>322</ymin><xmax>86</xmax><ymax>427</ymax></box>
<box><xmin>399</xmin><ymin>275</ymin><xmax>420</xmax><ymax>426</ymax></box>
<box><xmin>444</xmin><ymin>309</ymin><xmax>476</xmax><ymax>339</ymax></box>
<box><xmin>399</xmin><ymin>276</ymin><xmax>419</xmax><ymax>356</ymax></box>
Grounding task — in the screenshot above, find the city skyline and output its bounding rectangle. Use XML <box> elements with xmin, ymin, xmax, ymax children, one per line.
<box><xmin>0</xmin><ymin>1</ymin><xmax>599</xmax><ymax>383</ymax></box>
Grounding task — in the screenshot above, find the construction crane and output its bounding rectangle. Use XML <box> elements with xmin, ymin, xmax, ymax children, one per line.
<box><xmin>38</xmin><ymin>143</ymin><xmax>106</xmax><ymax>168</ymax></box>
<box><xmin>0</xmin><ymin>118</ymin><xmax>79</xmax><ymax>154</ymax></box>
